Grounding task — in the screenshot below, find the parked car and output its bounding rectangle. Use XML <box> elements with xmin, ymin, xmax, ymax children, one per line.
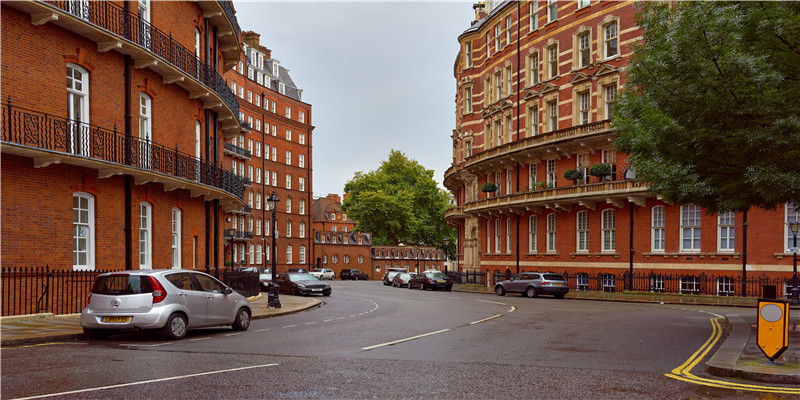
<box><xmin>310</xmin><ymin>268</ymin><xmax>335</xmax><ymax>280</ymax></box>
<box><xmin>287</xmin><ymin>268</ymin><xmax>308</xmax><ymax>274</ymax></box>
<box><xmin>276</xmin><ymin>272</ymin><xmax>332</xmax><ymax>296</ymax></box>
<box><xmin>237</xmin><ymin>266</ymin><xmax>272</xmax><ymax>291</ymax></box>
<box><xmin>80</xmin><ymin>270</ymin><xmax>251</xmax><ymax>340</ymax></box>
<box><xmin>408</xmin><ymin>271</ymin><xmax>453</xmax><ymax>291</ymax></box>
<box><xmin>391</xmin><ymin>272</ymin><xmax>416</xmax><ymax>288</ymax></box>
<box><xmin>495</xmin><ymin>272</ymin><xmax>569</xmax><ymax>298</ymax></box>
<box><xmin>340</xmin><ymin>269</ymin><xmax>369</xmax><ymax>280</ymax></box>
<box><xmin>382</xmin><ymin>268</ymin><xmax>407</xmax><ymax>285</ymax></box>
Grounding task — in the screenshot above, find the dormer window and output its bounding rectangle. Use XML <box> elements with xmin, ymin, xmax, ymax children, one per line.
<box><xmin>279</xmin><ymin>82</ymin><xmax>285</xmax><ymax>95</ymax></box>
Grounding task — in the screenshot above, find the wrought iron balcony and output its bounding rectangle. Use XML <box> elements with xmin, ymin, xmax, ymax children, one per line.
<box><xmin>2</xmin><ymin>101</ymin><xmax>244</xmax><ymax>204</ymax></box>
<box><xmin>224</xmin><ymin>230</ymin><xmax>253</xmax><ymax>241</ymax></box>
<box><xmin>230</xmin><ymin>205</ymin><xmax>253</xmax><ymax>215</ymax></box>
<box><xmin>223</xmin><ymin>142</ymin><xmax>251</xmax><ymax>160</ymax></box>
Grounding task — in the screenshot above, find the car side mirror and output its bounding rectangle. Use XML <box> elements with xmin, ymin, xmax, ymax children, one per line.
<box><xmin>224</xmin><ymin>287</ymin><xmax>233</xmax><ymax>295</ymax></box>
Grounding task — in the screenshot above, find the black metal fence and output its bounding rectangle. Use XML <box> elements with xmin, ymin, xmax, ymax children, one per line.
<box><xmin>2</xmin><ymin>101</ymin><xmax>244</xmax><ymax>201</ymax></box>
<box><xmin>1</xmin><ymin>266</ymin><xmax>260</xmax><ymax>317</ymax></box>
<box><xmin>447</xmin><ymin>270</ymin><xmax>795</xmax><ymax>298</ymax></box>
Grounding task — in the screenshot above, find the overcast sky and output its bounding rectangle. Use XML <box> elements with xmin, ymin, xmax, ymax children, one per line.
<box><xmin>234</xmin><ymin>1</ymin><xmax>476</xmax><ymax>197</ymax></box>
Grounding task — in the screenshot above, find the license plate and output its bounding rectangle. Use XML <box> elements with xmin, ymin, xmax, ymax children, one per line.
<box><xmin>553</xmin><ymin>283</ymin><xmax>563</xmax><ymax>286</ymax></box>
<box><xmin>437</xmin><ymin>280</ymin><xmax>445</xmax><ymax>283</ymax></box>
<box><xmin>312</xmin><ymin>288</ymin><xmax>322</xmax><ymax>292</ymax></box>
<box><xmin>102</xmin><ymin>316</ymin><xmax>130</xmax><ymax>323</ymax></box>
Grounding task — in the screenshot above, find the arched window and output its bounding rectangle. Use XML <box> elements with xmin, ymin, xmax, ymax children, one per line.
<box><xmin>73</xmin><ymin>192</ymin><xmax>95</xmax><ymax>270</ymax></box>
<box><xmin>67</xmin><ymin>63</ymin><xmax>89</xmax><ymax>155</ymax></box>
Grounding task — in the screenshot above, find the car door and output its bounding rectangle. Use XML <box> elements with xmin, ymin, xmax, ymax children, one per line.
<box><xmin>507</xmin><ymin>274</ymin><xmax>527</xmax><ymax>292</ymax></box>
<box><xmin>164</xmin><ymin>272</ymin><xmax>207</xmax><ymax>326</ymax></box>
<box><xmin>192</xmin><ymin>273</ymin><xmax>235</xmax><ymax>324</ymax></box>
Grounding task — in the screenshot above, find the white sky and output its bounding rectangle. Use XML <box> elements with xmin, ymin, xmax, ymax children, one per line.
<box><xmin>234</xmin><ymin>1</ymin><xmax>476</xmax><ymax>197</ymax></box>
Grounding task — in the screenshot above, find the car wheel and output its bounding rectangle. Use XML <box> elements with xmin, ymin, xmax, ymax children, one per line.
<box><xmin>495</xmin><ymin>285</ymin><xmax>506</xmax><ymax>296</ymax></box>
<box><xmin>525</xmin><ymin>286</ymin><xmax>538</xmax><ymax>298</ymax></box>
<box><xmin>232</xmin><ymin>308</ymin><xmax>251</xmax><ymax>331</ymax></box>
<box><xmin>323</xmin><ymin>292</ymin><xmax>331</xmax><ymax>296</ymax></box>
<box><xmin>83</xmin><ymin>328</ymin><xmax>110</xmax><ymax>339</ymax></box>
<box><xmin>161</xmin><ymin>313</ymin><xmax>187</xmax><ymax>340</ymax></box>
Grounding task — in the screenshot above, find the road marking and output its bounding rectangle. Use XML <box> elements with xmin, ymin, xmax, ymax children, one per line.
<box><xmin>189</xmin><ymin>337</ymin><xmax>210</xmax><ymax>342</ymax></box>
<box><xmin>121</xmin><ymin>342</ymin><xmax>173</xmax><ymax>347</ymax></box>
<box><xmin>255</xmin><ymin>328</ymin><xmax>271</xmax><ymax>332</ymax></box>
<box><xmin>323</xmin><ymin>319</ymin><xmax>334</xmax><ymax>322</ymax></box>
<box><xmin>281</xmin><ymin>325</ymin><xmax>296</xmax><ymax>328</ymax></box>
<box><xmin>665</xmin><ymin>318</ymin><xmax>800</xmax><ymax>394</ymax></box>
<box><xmin>508</xmin><ymin>306</ymin><xmax>516</xmax><ymax>313</ymax></box>
<box><xmin>10</xmin><ymin>363</ymin><xmax>279</xmax><ymax>400</ymax></box>
<box><xmin>470</xmin><ymin>314</ymin><xmax>502</xmax><ymax>325</ymax></box>
<box><xmin>361</xmin><ymin>329</ymin><xmax>451</xmax><ymax>350</ymax></box>
<box><xmin>476</xmin><ymin>300</ymin><xmax>507</xmax><ymax>305</ymax></box>
<box><xmin>304</xmin><ymin>322</ymin><xmax>317</xmax><ymax>325</ymax></box>
<box><xmin>225</xmin><ymin>332</ymin><xmax>243</xmax><ymax>337</ymax></box>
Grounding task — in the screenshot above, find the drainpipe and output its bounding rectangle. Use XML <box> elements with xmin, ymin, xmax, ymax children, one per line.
<box><xmin>124</xmin><ymin>53</ymin><xmax>132</xmax><ymax>271</ymax></box>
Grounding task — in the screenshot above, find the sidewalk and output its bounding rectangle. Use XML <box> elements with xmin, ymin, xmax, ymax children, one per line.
<box><xmin>1</xmin><ymin>285</ymin><xmax>797</xmax><ymax>384</ymax></box>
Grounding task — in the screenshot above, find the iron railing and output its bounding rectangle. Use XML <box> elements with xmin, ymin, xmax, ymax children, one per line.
<box><xmin>2</xmin><ymin>101</ymin><xmax>244</xmax><ymax>201</ymax></box>
<box><xmin>2</xmin><ymin>266</ymin><xmax>259</xmax><ymax>316</ymax></box>
<box><xmin>448</xmin><ymin>270</ymin><xmax>794</xmax><ymax>298</ymax></box>
<box><xmin>224</xmin><ymin>142</ymin><xmax>252</xmax><ymax>159</ymax></box>
<box><xmin>42</xmin><ymin>0</ymin><xmax>238</xmax><ymax>117</ymax></box>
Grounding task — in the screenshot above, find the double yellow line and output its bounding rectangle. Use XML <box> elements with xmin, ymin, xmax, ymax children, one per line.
<box><xmin>666</xmin><ymin>318</ymin><xmax>800</xmax><ymax>394</ymax></box>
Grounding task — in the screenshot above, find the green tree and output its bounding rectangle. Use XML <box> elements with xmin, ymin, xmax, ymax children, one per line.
<box><xmin>614</xmin><ymin>1</ymin><xmax>800</xmax><ymax>213</ymax></box>
<box><xmin>342</xmin><ymin>150</ymin><xmax>455</xmax><ymax>247</ymax></box>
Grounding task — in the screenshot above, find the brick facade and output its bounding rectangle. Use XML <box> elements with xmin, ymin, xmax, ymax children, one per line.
<box><xmin>311</xmin><ymin>194</ymin><xmax>374</xmax><ymax>278</ymax></box>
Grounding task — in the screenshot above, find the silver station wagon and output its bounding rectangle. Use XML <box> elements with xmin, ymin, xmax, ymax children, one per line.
<box><xmin>80</xmin><ymin>270</ymin><xmax>251</xmax><ymax>340</ymax></box>
<box><xmin>495</xmin><ymin>272</ymin><xmax>569</xmax><ymax>299</ymax></box>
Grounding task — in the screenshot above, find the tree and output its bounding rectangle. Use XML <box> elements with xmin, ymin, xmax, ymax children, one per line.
<box><xmin>342</xmin><ymin>150</ymin><xmax>455</xmax><ymax>247</ymax></box>
<box><xmin>613</xmin><ymin>1</ymin><xmax>800</xmax><ymax>213</ymax></box>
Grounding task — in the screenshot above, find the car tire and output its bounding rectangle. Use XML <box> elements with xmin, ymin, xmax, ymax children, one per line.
<box><xmin>495</xmin><ymin>285</ymin><xmax>506</xmax><ymax>296</ymax></box>
<box><xmin>554</xmin><ymin>293</ymin><xmax>565</xmax><ymax>299</ymax></box>
<box><xmin>162</xmin><ymin>313</ymin><xmax>187</xmax><ymax>340</ymax></box>
<box><xmin>525</xmin><ymin>286</ymin><xmax>538</xmax><ymax>298</ymax></box>
<box><xmin>83</xmin><ymin>328</ymin><xmax>110</xmax><ymax>339</ymax></box>
<box><xmin>232</xmin><ymin>308</ymin><xmax>251</xmax><ymax>331</ymax></box>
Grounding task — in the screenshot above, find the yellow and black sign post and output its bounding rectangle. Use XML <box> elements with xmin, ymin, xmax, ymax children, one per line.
<box><xmin>757</xmin><ymin>299</ymin><xmax>790</xmax><ymax>363</ymax></box>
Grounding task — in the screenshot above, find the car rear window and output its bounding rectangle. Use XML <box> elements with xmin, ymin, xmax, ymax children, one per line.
<box><xmin>543</xmin><ymin>274</ymin><xmax>565</xmax><ymax>281</ymax></box>
<box><xmin>92</xmin><ymin>274</ymin><xmax>153</xmax><ymax>295</ymax></box>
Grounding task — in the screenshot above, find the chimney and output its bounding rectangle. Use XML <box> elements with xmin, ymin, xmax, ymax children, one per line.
<box><xmin>242</xmin><ymin>31</ymin><xmax>260</xmax><ymax>49</ymax></box>
<box><xmin>327</xmin><ymin>194</ymin><xmax>342</xmax><ymax>204</ymax></box>
<box><xmin>473</xmin><ymin>2</ymin><xmax>486</xmax><ymax>21</ymax></box>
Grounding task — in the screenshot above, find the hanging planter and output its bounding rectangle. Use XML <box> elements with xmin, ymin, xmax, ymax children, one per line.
<box><xmin>481</xmin><ymin>182</ymin><xmax>498</xmax><ymax>193</ymax></box>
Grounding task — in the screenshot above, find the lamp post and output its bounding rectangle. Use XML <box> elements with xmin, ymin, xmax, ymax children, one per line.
<box><xmin>266</xmin><ymin>191</ymin><xmax>281</xmax><ymax>308</ymax></box>
<box><xmin>226</xmin><ymin>227</ymin><xmax>237</xmax><ymax>272</ymax></box>
<box><xmin>443</xmin><ymin>237</ymin><xmax>449</xmax><ymax>275</ymax></box>
<box><xmin>789</xmin><ymin>222</ymin><xmax>799</xmax><ymax>306</ymax></box>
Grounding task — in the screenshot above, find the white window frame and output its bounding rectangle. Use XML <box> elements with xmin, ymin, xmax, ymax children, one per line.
<box><xmin>139</xmin><ymin>202</ymin><xmax>152</xmax><ymax>269</ymax></box>
<box><xmin>528</xmin><ymin>163</ymin><xmax>538</xmax><ymax>189</ymax></box>
<box><xmin>506</xmin><ymin>217</ymin><xmax>512</xmax><ymax>253</ymax></box>
<box><xmin>495</xmin><ymin>219</ymin><xmax>502</xmax><ymax>253</ymax></box>
<box><xmin>717</xmin><ymin>212</ymin><xmax>735</xmax><ymax>253</ymax></box>
<box><xmin>548</xmin><ymin>45</ymin><xmax>558</xmax><ymax>78</ymax></box>
<box><xmin>547</xmin><ymin>0</ymin><xmax>558</xmax><ymax>23</ymax></box>
<box><xmin>651</xmin><ymin>206</ymin><xmax>665</xmax><ymax>252</ymax></box>
<box><xmin>576</xmin><ymin>210</ymin><xmax>589</xmax><ymax>252</ymax></box>
<box><xmin>546</xmin><ymin>159</ymin><xmax>557</xmax><ymax>188</ymax></box>
<box><xmin>172</xmin><ymin>207</ymin><xmax>181</xmax><ymax>269</ymax></box>
<box><xmin>67</xmin><ymin>63</ymin><xmax>90</xmax><ymax>156</ymax></box>
<box><xmin>578</xmin><ymin>31</ymin><xmax>591</xmax><ymax>68</ymax></box>
<box><xmin>73</xmin><ymin>192</ymin><xmax>95</xmax><ymax>271</ymax></box>
<box><xmin>546</xmin><ymin>213</ymin><xmax>557</xmax><ymax>253</ymax></box>
<box><xmin>486</xmin><ymin>220</ymin><xmax>492</xmax><ymax>253</ymax></box>
<box><xmin>579</xmin><ymin>91</ymin><xmax>590</xmax><ymax>125</ymax></box>
<box><xmin>286</xmin><ymin>246</ymin><xmax>293</xmax><ymax>264</ymax></box>
<box><xmin>548</xmin><ymin>100</ymin><xmax>558</xmax><ymax>132</ymax></box>
<box><xmin>602</xmin><ymin>209</ymin><xmax>616</xmax><ymax>252</ymax></box>
<box><xmin>529</xmin><ymin>2</ymin><xmax>538</xmax><ymax>32</ymax></box>
<box><xmin>528</xmin><ymin>215</ymin><xmax>537</xmax><ymax>253</ymax></box>
<box><xmin>680</xmin><ymin>204</ymin><xmax>702</xmax><ymax>252</ymax></box>
<box><xmin>604</xmin><ymin>21</ymin><xmax>618</xmax><ymax>59</ymax></box>
<box><xmin>785</xmin><ymin>203</ymin><xmax>799</xmax><ymax>252</ymax></box>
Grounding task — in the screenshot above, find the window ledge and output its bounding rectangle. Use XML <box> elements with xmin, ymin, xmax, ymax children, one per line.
<box><xmin>775</xmin><ymin>252</ymin><xmax>799</xmax><ymax>259</ymax></box>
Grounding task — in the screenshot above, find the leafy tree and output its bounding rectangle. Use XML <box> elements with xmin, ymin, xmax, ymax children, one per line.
<box><xmin>614</xmin><ymin>1</ymin><xmax>800</xmax><ymax>213</ymax></box>
<box><xmin>342</xmin><ymin>150</ymin><xmax>455</xmax><ymax>248</ymax></box>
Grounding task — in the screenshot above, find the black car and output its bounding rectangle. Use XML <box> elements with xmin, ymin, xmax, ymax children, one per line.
<box><xmin>237</xmin><ymin>266</ymin><xmax>272</xmax><ymax>291</ymax></box>
<box><xmin>340</xmin><ymin>269</ymin><xmax>368</xmax><ymax>280</ymax></box>
<box><xmin>276</xmin><ymin>273</ymin><xmax>331</xmax><ymax>296</ymax></box>
<box><xmin>409</xmin><ymin>271</ymin><xmax>453</xmax><ymax>291</ymax></box>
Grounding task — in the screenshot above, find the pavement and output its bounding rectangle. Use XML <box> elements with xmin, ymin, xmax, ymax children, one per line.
<box><xmin>1</xmin><ymin>285</ymin><xmax>798</xmax><ymax>385</ymax></box>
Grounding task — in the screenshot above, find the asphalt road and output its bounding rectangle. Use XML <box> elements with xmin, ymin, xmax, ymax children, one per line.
<box><xmin>2</xmin><ymin>281</ymin><xmax>796</xmax><ymax>399</ymax></box>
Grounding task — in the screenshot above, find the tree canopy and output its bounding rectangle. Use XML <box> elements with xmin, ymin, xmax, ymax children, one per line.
<box><xmin>342</xmin><ymin>150</ymin><xmax>455</xmax><ymax>249</ymax></box>
<box><xmin>613</xmin><ymin>1</ymin><xmax>800</xmax><ymax>213</ymax></box>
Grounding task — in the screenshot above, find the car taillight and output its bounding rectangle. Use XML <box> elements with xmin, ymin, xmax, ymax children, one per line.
<box><xmin>86</xmin><ymin>292</ymin><xmax>92</xmax><ymax>304</ymax></box>
<box><xmin>148</xmin><ymin>276</ymin><xmax>167</xmax><ymax>303</ymax></box>
<box><xmin>541</xmin><ymin>282</ymin><xmax>551</xmax><ymax>286</ymax></box>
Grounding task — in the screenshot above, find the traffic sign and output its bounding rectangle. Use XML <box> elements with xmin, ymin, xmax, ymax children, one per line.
<box><xmin>757</xmin><ymin>299</ymin><xmax>790</xmax><ymax>362</ymax></box>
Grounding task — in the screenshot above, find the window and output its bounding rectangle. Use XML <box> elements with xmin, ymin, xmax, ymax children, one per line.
<box><xmin>286</xmin><ymin>221</ymin><xmax>292</xmax><ymax>237</ymax></box>
<box><xmin>506</xmin><ymin>16</ymin><xmax>512</xmax><ymax>44</ymax></box>
<box><xmin>285</xmin><ymin>106</ymin><xmax>291</xmax><ymax>118</ymax></box>
<box><xmin>717</xmin><ymin>277</ymin><xmax>735</xmax><ymax>296</ymax></box>
<box><xmin>577</xmin><ymin>273</ymin><xmax>589</xmax><ymax>291</ymax></box>
<box><xmin>786</xmin><ymin>203</ymin><xmax>799</xmax><ymax>251</ymax></box>
<box><xmin>299</xmin><ymin>133</ymin><xmax>305</xmax><ymax>145</ymax></box>
<box><xmin>256</xmin><ymin>218</ymin><xmax>262</xmax><ymax>236</ymax></box>
<box><xmin>495</xmin><ymin>219</ymin><xmax>502</xmax><ymax>253</ymax></box>
<box><xmin>256</xmin><ymin>192</ymin><xmax>261</xmax><ymax>209</ymax></box>
<box><xmin>172</xmin><ymin>208</ymin><xmax>181</xmax><ymax>269</ymax></box>
<box><xmin>579</xmin><ymin>91</ymin><xmax>590</xmax><ymax>125</ymax></box>
<box><xmin>486</xmin><ymin>220</ymin><xmax>491</xmax><ymax>253</ymax></box>
<box><xmin>248</xmin><ymin>244</ymin><xmax>255</xmax><ymax>264</ymax></box>
<box><xmin>681</xmin><ymin>204</ymin><xmax>701</xmax><ymax>252</ymax></box>
<box><xmin>494</xmin><ymin>24</ymin><xmax>501</xmax><ymax>50</ymax></box>
<box><xmin>299</xmin><ymin>199</ymin><xmax>305</xmax><ymax>215</ymax></box>
<box><xmin>256</xmin><ymin>244</ymin><xmax>262</xmax><ymax>264</ymax></box>
<box><xmin>578</xmin><ymin>0</ymin><xmax>590</xmax><ymax>9</ymax></box>
<box><xmin>286</xmin><ymin>246</ymin><xmax>292</xmax><ymax>264</ymax></box>
<box><xmin>464</xmin><ymin>87</ymin><xmax>472</xmax><ymax>113</ymax></box>
<box><xmin>247</xmin><ymin>90</ymin><xmax>253</xmax><ymax>103</ymax></box>
<box><xmin>602</xmin><ymin>209</ymin><xmax>616</xmax><ymax>252</ymax></box>
<box><xmin>652</xmin><ymin>206</ymin><xmax>665</xmax><ymax>252</ymax></box>
<box><xmin>577</xmin><ymin>153</ymin><xmax>590</xmax><ymax>184</ymax></box>
<box><xmin>546</xmin><ymin>213</ymin><xmax>557</xmax><ymax>252</ymax></box>
<box><xmin>548</xmin><ymin>45</ymin><xmax>559</xmax><ymax>78</ymax></box>
<box><xmin>67</xmin><ymin>64</ymin><xmax>90</xmax><ymax>155</ymax></box>
<box><xmin>528</xmin><ymin>106</ymin><xmax>538</xmax><ymax>137</ymax></box>
<box><xmin>528</xmin><ymin>53</ymin><xmax>539</xmax><ymax>86</ymax></box>
<box><xmin>494</xmin><ymin>71</ymin><xmax>502</xmax><ymax>101</ymax></box>
<box><xmin>548</xmin><ymin>100</ymin><xmax>558</xmax><ymax>132</ymax></box>
<box><xmin>495</xmin><ymin>171</ymin><xmax>502</xmax><ymax>196</ymax></box>
<box><xmin>285</xmin><ymin>174</ymin><xmax>292</xmax><ymax>189</ymax></box>
<box><xmin>547</xmin><ymin>0</ymin><xmax>558</xmax><ymax>22</ymax></box>
<box><xmin>506</xmin><ymin>217</ymin><xmax>511</xmax><ymax>253</ymax></box>
<box><xmin>529</xmin><ymin>2</ymin><xmax>538</xmax><ymax>31</ymax></box>
<box><xmin>286</xmin><ymin>130</ymin><xmax>292</xmax><ymax>142</ymax></box>
<box><xmin>272</xmin><ymin>146</ymin><xmax>277</xmax><ymax>160</ymax></box>
<box><xmin>139</xmin><ymin>202</ymin><xmax>152</xmax><ymax>269</ymax></box>
<box><xmin>137</xmin><ymin>0</ymin><xmax>151</xmax><ymax>48</ymax></box>
<box><xmin>465</xmin><ymin>41</ymin><xmax>472</xmax><ymax>68</ymax></box>
<box><xmin>299</xmin><ymin>246</ymin><xmax>306</xmax><ymax>264</ymax></box>
<box><xmin>578</xmin><ymin>32</ymin><xmax>591</xmax><ymax>68</ymax></box>
<box><xmin>286</xmin><ymin>197</ymin><xmax>292</xmax><ymax>213</ymax></box>
<box><xmin>604</xmin><ymin>21</ymin><xmax>618</xmax><ymax>59</ymax></box>
<box><xmin>255</xmin><ymin>168</ymin><xmax>261</xmax><ymax>184</ymax></box>
<box><xmin>486</xmin><ymin>32</ymin><xmax>492</xmax><ymax>57</ymax></box>
<box><xmin>718</xmin><ymin>212</ymin><xmax>735</xmax><ymax>252</ymax></box>
<box><xmin>271</xmin><ymin>101</ymin><xmax>276</xmax><ymax>113</ymax></box>
<box><xmin>138</xmin><ymin>93</ymin><xmax>152</xmax><ymax>167</ymax></box>
<box><xmin>650</xmin><ymin>275</ymin><xmax>665</xmax><ymax>293</ymax></box>
<box><xmin>604</xmin><ymin>84</ymin><xmax>617</xmax><ymax>120</ymax></box>
<box><xmin>680</xmin><ymin>276</ymin><xmax>700</xmax><ymax>294</ymax></box>
<box><xmin>528</xmin><ymin>215</ymin><xmax>537</xmax><ymax>253</ymax></box>
<box><xmin>272</xmin><ymin>171</ymin><xmax>277</xmax><ymax>186</ymax></box>
<box><xmin>505</xmin><ymin>65</ymin><xmax>513</xmax><ymax>95</ymax></box>
<box><xmin>299</xmin><ymin>222</ymin><xmax>306</xmax><ymax>238</ymax></box>
<box><xmin>528</xmin><ymin>163</ymin><xmax>538</xmax><ymax>189</ymax></box>
<box><xmin>286</xmin><ymin>150</ymin><xmax>292</xmax><ymax>165</ymax></box>
<box><xmin>299</xmin><ymin>154</ymin><xmax>305</xmax><ymax>168</ymax></box>
<box><xmin>546</xmin><ymin>159</ymin><xmax>557</xmax><ymax>188</ymax></box>
<box><xmin>576</xmin><ymin>211</ymin><xmax>589</xmax><ymax>252</ymax></box>
<box><xmin>73</xmin><ymin>193</ymin><xmax>94</xmax><ymax>270</ymax></box>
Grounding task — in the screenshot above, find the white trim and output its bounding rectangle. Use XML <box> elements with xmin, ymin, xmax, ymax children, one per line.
<box><xmin>73</xmin><ymin>192</ymin><xmax>95</xmax><ymax>271</ymax></box>
<box><xmin>139</xmin><ymin>202</ymin><xmax>153</xmax><ymax>269</ymax></box>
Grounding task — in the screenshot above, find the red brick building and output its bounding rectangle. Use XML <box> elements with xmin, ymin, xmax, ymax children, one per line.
<box><xmin>222</xmin><ymin>31</ymin><xmax>313</xmax><ymax>273</ymax></box>
<box><xmin>312</xmin><ymin>194</ymin><xmax>373</xmax><ymax>278</ymax></box>
<box><xmin>444</xmin><ymin>1</ymin><xmax>799</xmax><ymax>295</ymax></box>
<box><xmin>1</xmin><ymin>1</ymin><xmax>243</xmax><ymax>272</ymax></box>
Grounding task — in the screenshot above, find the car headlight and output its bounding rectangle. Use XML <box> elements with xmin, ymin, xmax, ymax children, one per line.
<box><xmin>296</xmin><ymin>283</ymin><xmax>306</xmax><ymax>288</ymax></box>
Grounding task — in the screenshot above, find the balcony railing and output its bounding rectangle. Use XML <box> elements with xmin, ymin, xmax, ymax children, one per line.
<box><xmin>41</xmin><ymin>0</ymin><xmax>238</xmax><ymax>117</ymax></box>
<box><xmin>217</xmin><ymin>0</ymin><xmax>241</xmax><ymax>38</ymax></box>
<box><xmin>2</xmin><ymin>101</ymin><xmax>244</xmax><ymax>201</ymax></box>
<box><xmin>223</xmin><ymin>142</ymin><xmax>251</xmax><ymax>160</ymax></box>
<box><xmin>224</xmin><ymin>230</ymin><xmax>253</xmax><ymax>241</ymax></box>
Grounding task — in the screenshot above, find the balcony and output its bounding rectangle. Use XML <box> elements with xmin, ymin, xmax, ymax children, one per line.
<box><xmin>224</xmin><ymin>230</ymin><xmax>253</xmax><ymax>241</ymax></box>
<box><xmin>444</xmin><ymin>120</ymin><xmax>613</xmax><ymax>190</ymax></box>
<box><xmin>2</xmin><ymin>102</ymin><xmax>244</xmax><ymax>210</ymax></box>
<box><xmin>8</xmin><ymin>0</ymin><xmax>241</xmax><ymax>137</ymax></box>
<box><xmin>223</xmin><ymin>142</ymin><xmax>251</xmax><ymax>160</ymax></box>
<box><xmin>461</xmin><ymin>180</ymin><xmax>649</xmax><ymax>218</ymax></box>
<box><xmin>443</xmin><ymin>206</ymin><xmax>465</xmax><ymax>226</ymax></box>
<box><xmin>230</xmin><ymin>205</ymin><xmax>253</xmax><ymax>215</ymax></box>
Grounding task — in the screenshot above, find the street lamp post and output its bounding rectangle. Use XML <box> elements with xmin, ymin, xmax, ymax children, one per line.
<box><xmin>267</xmin><ymin>191</ymin><xmax>281</xmax><ymax>308</ymax></box>
<box><xmin>443</xmin><ymin>237</ymin><xmax>449</xmax><ymax>275</ymax></box>
<box><xmin>226</xmin><ymin>227</ymin><xmax>237</xmax><ymax>272</ymax></box>
<box><xmin>789</xmin><ymin>222</ymin><xmax>799</xmax><ymax>306</ymax></box>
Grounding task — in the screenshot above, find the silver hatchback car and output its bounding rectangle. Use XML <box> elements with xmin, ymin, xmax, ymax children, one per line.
<box><xmin>80</xmin><ymin>270</ymin><xmax>251</xmax><ymax>340</ymax></box>
<box><xmin>495</xmin><ymin>272</ymin><xmax>569</xmax><ymax>298</ymax></box>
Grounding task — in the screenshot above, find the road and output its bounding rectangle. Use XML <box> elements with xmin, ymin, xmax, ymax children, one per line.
<box><xmin>1</xmin><ymin>281</ymin><xmax>796</xmax><ymax>399</ymax></box>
